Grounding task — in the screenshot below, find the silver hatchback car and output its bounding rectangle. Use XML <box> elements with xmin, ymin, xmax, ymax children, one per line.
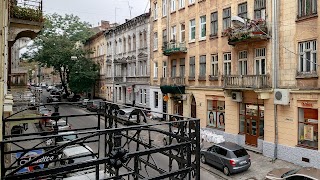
<box><xmin>200</xmin><ymin>142</ymin><xmax>251</xmax><ymax>175</ymax></box>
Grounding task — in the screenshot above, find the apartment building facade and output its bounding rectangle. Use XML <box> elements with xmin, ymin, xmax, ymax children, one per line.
<box><xmin>150</xmin><ymin>0</ymin><xmax>319</xmax><ymax>168</ymax></box>
<box><xmin>105</xmin><ymin>13</ymin><xmax>151</xmax><ymax>108</ymax></box>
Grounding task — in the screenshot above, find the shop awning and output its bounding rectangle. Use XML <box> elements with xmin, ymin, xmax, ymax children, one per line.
<box><xmin>160</xmin><ymin>85</ymin><xmax>185</xmax><ymax>94</ymax></box>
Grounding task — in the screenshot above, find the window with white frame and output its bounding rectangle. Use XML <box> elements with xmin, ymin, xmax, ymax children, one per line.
<box><xmin>199</xmin><ymin>55</ymin><xmax>206</xmax><ymax>77</ymax></box>
<box><xmin>189</xmin><ymin>56</ymin><xmax>195</xmax><ymax>77</ymax></box>
<box><xmin>210</xmin><ymin>12</ymin><xmax>218</xmax><ymax>36</ymax></box>
<box><xmin>154</xmin><ymin>2</ymin><xmax>158</xmax><ymax>20</ymax></box>
<box><xmin>163</xmin><ymin>61</ymin><xmax>167</xmax><ymax>77</ymax></box>
<box><xmin>172</xmin><ymin>59</ymin><xmax>177</xmax><ymax>77</ymax></box>
<box><xmin>162</xmin><ymin>0</ymin><xmax>167</xmax><ymax>17</ymax></box>
<box><xmin>154</xmin><ymin>62</ymin><xmax>158</xmax><ymax>78</ymax></box>
<box><xmin>298</xmin><ymin>0</ymin><xmax>317</xmax><ymax>18</ymax></box>
<box><xmin>171</xmin><ymin>0</ymin><xmax>176</xmax><ymax>12</ymax></box>
<box><xmin>163</xmin><ymin>29</ymin><xmax>167</xmax><ymax>43</ymax></box>
<box><xmin>238</xmin><ymin>2</ymin><xmax>247</xmax><ymax>19</ymax></box>
<box><xmin>189</xmin><ymin>0</ymin><xmax>195</xmax><ymax>5</ymax></box>
<box><xmin>299</xmin><ymin>40</ymin><xmax>317</xmax><ymax>73</ymax></box>
<box><xmin>180</xmin><ymin>58</ymin><xmax>185</xmax><ymax>77</ymax></box>
<box><xmin>223</xmin><ymin>7</ymin><xmax>231</xmax><ymax>30</ymax></box>
<box><xmin>200</xmin><ymin>16</ymin><xmax>206</xmax><ymax>39</ymax></box>
<box><xmin>223</xmin><ymin>53</ymin><xmax>231</xmax><ymax>75</ymax></box>
<box><xmin>211</xmin><ymin>54</ymin><xmax>218</xmax><ymax>76</ymax></box>
<box><xmin>179</xmin><ymin>0</ymin><xmax>185</xmax><ymax>8</ymax></box>
<box><xmin>189</xmin><ymin>19</ymin><xmax>196</xmax><ymax>41</ymax></box>
<box><xmin>254</xmin><ymin>0</ymin><xmax>266</xmax><ymax>19</ymax></box>
<box><xmin>238</xmin><ymin>51</ymin><xmax>248</xmax><ymax>75</ymax></box>
<box><xmin>154</xmin><ymin>92</ymin><xmax>159</xmax><ymax>108</ymax></box>
<box><xmin>180</xmin><ymin>24</ymin><xmax>185</xmax><ymax>42</ymax></box>
<box><xmin>255</xmin><ymin>48</ymin><xmax>266</xmax><ymax>75</ymax></box>
<box><xmin>154</xmin><ymin>32</ymin><xmax>158</xmax><ymax>50</ymax></box>
<box><xmin>140</xmin><ymin>89</ymin><xmax>143</xmax><ymax>103</ymax></box>
<box><xmin>144</xmin><ymin>89</ymin><xmax>147</xmax><ymax>104</ymax></box>
<box><xmin>171</xmin><ymin>26</ymin><xmax>177</xmax><ymax>41</ymax></box>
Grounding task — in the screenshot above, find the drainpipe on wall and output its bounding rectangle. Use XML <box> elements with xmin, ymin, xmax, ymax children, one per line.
<box><xmin>272</xmin><ymin>0</ymin><xmax>279</xmax><ymax>161</ymax></box>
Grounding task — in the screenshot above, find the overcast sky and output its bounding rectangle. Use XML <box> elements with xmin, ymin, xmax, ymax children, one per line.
<box><xmin>43</xmin><ymin>0</ymin><xmax>150</xmax><ymax>26</ymax></box>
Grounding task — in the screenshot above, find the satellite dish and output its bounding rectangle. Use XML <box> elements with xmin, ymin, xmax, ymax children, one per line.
<box><xmin>231</xmin><ymin>16</ymin><xmax>245</xmax><ymax>28</ymax></box>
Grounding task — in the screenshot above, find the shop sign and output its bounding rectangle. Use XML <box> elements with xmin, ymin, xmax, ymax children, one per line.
<box><xmin>301</xmin><ymin>102</ymin><xmax>314</xmax><ymax>107</ymax></box>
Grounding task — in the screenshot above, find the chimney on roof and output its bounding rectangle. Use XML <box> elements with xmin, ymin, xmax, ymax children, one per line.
<box><xmin>100</xmin><ymin>20</ymin><xmax>110</xmax><ymax>30</ymax></box>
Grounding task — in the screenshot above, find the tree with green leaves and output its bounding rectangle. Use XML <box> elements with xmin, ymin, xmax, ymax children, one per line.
<box><xmin>23</xmin><ymin>13</ymin><xmax>97</xmax><ymax>95</ymax></box>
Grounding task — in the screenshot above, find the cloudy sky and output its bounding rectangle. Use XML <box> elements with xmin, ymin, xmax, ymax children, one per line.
<box><xmin>43</xmin><ymin>0</ymin><xmax>150</xmax><ymax>26</ymax></box>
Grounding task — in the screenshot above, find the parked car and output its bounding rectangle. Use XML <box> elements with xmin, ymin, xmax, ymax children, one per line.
<box><xmin>81</xmin><ymin>98</ymin><xmax>90</xmax><ymax>108</ymax></box>
<box><xmin>87</xmin><ymin>99</ymin><xmax>104</xmax><ymax>112</ymax></box>
<box><xmin>40</xmin><ymin>118</ymin><xmax>71</xmax><ymax>132</ymax></box>
<box><xmin>46</xmin><ymin>85</ymin><xmax>54</xmax><ymax>92</ymax></box>
<box><xmin>39</xmin><ymin>108</ymin><xmax>52</xmax><ymax>116</ymax></box>
<box><xmin>47</xmin><ymin>95</ymin><xmax>61</xmax><ymax>103</ymax></box>
<box><xmin>11</xmin><ymin>125</ymin><xmax>24</xmax><ymax>135</ymax></box>
<box><xmin>67</xmin><ymin>94</ymin><xmax>81</xmax><ymax>102</ymax></box>
<box><xmin>265</xmin><ymin>167</ymin><xmax>320</xmax><ymax>180</ymax></box>
<box><xmin>200</xmin><ymin>142</ymin><xmax>251</xmax><ymax>176</ymax></box>
<box><xmin>116</xmin><ymin>108</ymin><xmax>137</xmax><ymax>125</ymax></box>
<box><xmin>46</xmin><ymin>131</ymin><xmax>78</xmax><ymax>146</ymax></box>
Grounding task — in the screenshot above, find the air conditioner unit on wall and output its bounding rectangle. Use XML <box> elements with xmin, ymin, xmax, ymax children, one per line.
<box><xmin>231</xmin><ymin>91</ymin><xmax>242</xmax><ymax>102</ymax></box>
<box><xmin>274</xmin><ymin>89</ymin><xmax>290</xmax><ymax>105</ymax></box>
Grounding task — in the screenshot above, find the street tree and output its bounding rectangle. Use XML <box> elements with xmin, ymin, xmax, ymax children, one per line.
<box><xmin>22</xmin><ymin>13</ymin><xmax>95</xmax><ymax>95</ymax></box>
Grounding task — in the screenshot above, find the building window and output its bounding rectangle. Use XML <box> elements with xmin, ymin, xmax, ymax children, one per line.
<box><xmin>298</xmin><ymin>0</ymin><xmax>317</xmax><ymax>18</ymax></box>
<box><xmin>207</xmin><ymin>100</ymin><xmax>225</xmax><ymax>129</ymax></box>
<box><xmin>189</xmin><ymin>56</ymin><xmax>195</xmax><ymax>78</ymax></box>
<box><xmin>211</xmin><ymin>54</ymin><xmax>218</xmax><ymax>76</ymax></box>
<box><xmin>200</xmin><ymin>16</ymin><xmax>206</xmax><ymax>39</ymax></box>
<box><xmin>163</xmin><ymin>29</ymin><xmax>167</xmax><ymax>43</ymax></box>
<box><xmin>162</xmin><ymin>0</ymin><xmax>167</xmax><ymax>17</ymax></box>
<box><xmin>210</xmin><ymin>12</ymin><xmax>218</xmax><ymax>36</ymax></box>
<box><xmin>223</xmin><ymin>7</ymin><xmax>231</xmax><ymax>30</ymax></box>
<box><xmin>140</xmin><ymin>89</ymin><xmax>143</xmax><ymax>103</ymax></box>
<box><xmin>172</xmin><ymin>59</ymin><xmax>177</xmax><ymax>77</ymax></box>
<box><xmin>139</xmin><ymin>33</ymin><xmax>143</xmax><ymax>49</ymax></box>
<box><xmin>189</xmin><ymin>19</ymin><xmax>196</xmax><ymax>41</ymax></box>
<box><xmin>238</xmin><ymin>51</ymin><xmax>248</xmax><ymax>75</ymax></box>
<box><xmin>140</xmin><ymin>61</ymin><xmax>143</xmax><ymax>76</ymax></box>
<box><xmin>238</xmin><ymin>2</ymin><xmax>247</xmax><ymax>19</ymax></box>
<box><xmin>255</xmin><ymin>48</ymin><xmax>266</xmax><ymax>75</ymax></box>
<box><xmin>154</xmin><ymin>32</ymin><xmax>158</xmax><ymax>50</ymax></box>
<box><xmin>154</xmin><ymin>2</ymin><xmax>158</xmax><ymax>20</ymax></box>
<box><xmin>163</xmin><ymin>61</ymin><xmax>167</xmax><ymax>77</ymax></box>
<box><xmin>171</xmin><ymin>0</ymin><xmax>176</xmax><ymax>12</ymax></box>
<box><xmin>199</xmin><ymin>55</ymin><xmax>206</xmax><ymax>77</ymax></box>
<box><xmin>180</xmin><ymin>24</ymin><xmax>185</xmax><ymax>42</ymax></box>
<box><xmin>144</xmin><ymin>89</ymin><xmax>147</xmax><ymax>104</ymax></box>
<box><xmin>143</xmin><ymin>32</ymin><xmax>147</xmax><ymax>48</ymax></box>
<box><xmin>128</xmin><ymin>37</ymin><xmax>131</xmax><ymax>51</ymax></box>
<box><xmin>132</xmin><ymin>63</ymin><xmax>136</xmax><ymax>76</ymax></box>
<box><xmin>299</xmin><ymin>40</ymin><xmax>317</xmax><ymax>73</ymax></box>
<box><xmin>123</xmin><ymin>38</ymin><xmax>126</xmax><ymax>53</ymax></box>
<box><xmin>180</xmin><ymin>58</ymin><xmax>185</xmax><ymax>77</ymax></box>
<box><xmin>223</xmin><ymin>53</ymin><xmax>231</xmax><ymax>75</ymax></box>
<box><xmin>171</xmin><ymin>26</ymin><xmax>177</xmax><ymax>41</ymax></box>
<box><xmin>143</xmin><ymin>61</ymin><xmax>147</xmax><ymax>75</ymax></box>
<box><xmin>189</xmin><ymin>0</ymin><xmax>195</xmax><ymax>4</ymax></box>
<box><xmin>298</xmin><ymin>108</ymin><xmax>318</xmax><ymax>149</ymax></box>
<box><xmin>154</xmin><ymin>92</ymin><xmax>159</xmax><ymax>108</ymax></box>
<box><xmin>154</xmin><ymin>62</ymin><xmax>158</xmax><ymax>78</ymax></box>
<box><xmin>179</xmin><ymin>0</ymin><xmax>185</xmax><ymax>8</ymax></box>
<box><xmin>128</xmin><ymin>89</ymin><xmax>132</xmax><ymax>102</ymax></box>
<box><xmin>254</xmin><ymin>0</ymin><xmax>266</xmax><ymax>19</ymax></box>
<box><xmin>133</xmin><ymin>35</ymin><xmax>136</xmax><ymax>50</ymax></box>
<box><xmin>119</xmin><ymin>87</ymin><xmax>122</xmax><ymax>100</ymax></box>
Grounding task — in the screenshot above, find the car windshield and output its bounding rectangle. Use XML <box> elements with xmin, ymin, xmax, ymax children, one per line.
<box><xmin>281</xmin><ymin>169</ymin><xmax>301</xmax><ymax>178</ymax></box>
<box><xmin>232</xmin><ymin>148</ymin><xmax>248</xmax><ymax>158</ymax></box>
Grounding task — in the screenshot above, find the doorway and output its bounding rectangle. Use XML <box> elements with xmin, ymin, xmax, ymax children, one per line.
<box><xmin>244</xmin><ymin>104</ymin><xmax>264</xmax><ymax>147</ymax></box>
<box><xmin>190</xmin><ymin>96</ymin><xmax>196</xmax><ymax>129</ymax></box>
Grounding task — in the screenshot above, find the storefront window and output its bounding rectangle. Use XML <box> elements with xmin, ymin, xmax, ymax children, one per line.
<box><xmin>207</xmin><ymin>100</ymin><xmax>225</xmax><ymax>129</ymax></box>
<box><xmin>298</xmin><ymin>108</ymin><xmax>318</xmax><ymax>149</ymax></box>
<box><xmin>239</xmin><ymin>104</ymin><xmax>245</xmax><ymax>133</ymax></box>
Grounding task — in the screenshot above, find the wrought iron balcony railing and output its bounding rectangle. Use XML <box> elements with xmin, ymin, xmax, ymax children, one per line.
<box><xmin>162</xmin><ymin>41</ymin><xmax>187</xmax><ymax>56</ymax></box>
<box><xmin>224</xmin><ymin>74</ymin><xmax>271</xmax><ymax>89</ymax></box>
<box><xmin>160</xmin><ymin>77</ymin><xmax>186</xmax><ymax>86</ymax></box>
<box><xmin>10</xmin><ymin>0</ymin><xmax>43</xmax><ymax>22</ymax></box>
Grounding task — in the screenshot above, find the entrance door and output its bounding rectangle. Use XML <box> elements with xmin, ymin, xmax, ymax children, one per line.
<box><xmin>245</xmin><ymin>104</ymin><xmax>260</xmax><ymax>146</ymax></box>
<box><xmin>190</xmin><ymin>96</ymin><xmax>196</xmax><ymax>129</ymax></box>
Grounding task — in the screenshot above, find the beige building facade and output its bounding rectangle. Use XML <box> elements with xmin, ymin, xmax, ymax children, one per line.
<box><xmin>150</xmin><ymin>0</ymin><xmax>320</xmax><ymax>168</ymax></box>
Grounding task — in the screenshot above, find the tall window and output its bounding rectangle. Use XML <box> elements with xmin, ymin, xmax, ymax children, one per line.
<box><xmin>128</xmin><ymin>37</ymin><xmax>131</xmax><ymax>51</ymax></box>
<box><xmin>180</xmin><ymin>24</ymin><xmax>185</xmax><ymax>42</ymax></box>
<box><xmin>163</xmin><ymin>29</ymin><xmax>167</xmax><ymax>43</ymax></box>
<box><xmin>210</xmin><ymin>12</ymin><xmax>218</xmax><ymax>36</ymax></box>
<box><xmin>154</xmin><ymin>92</ymin><xmax>159</xmax><ymax>108</ymax></box>
<box><xmin>298</xmin><ymin>0</ymin><xmax>317</xmax><ymax>18</ymax></box>
<box><xmin>298</xmin><ymin>108</ymin><xmax>318</xmax><ymax>149</ymax></box>
<box><xmin>128</xmin><ymin>63</ymin><xmax>131</xmax><ymax>76</ymax></box>
<box><xmin>119</xmin><ymin>87</ymin><xmax>122</xmax><ymax>100</ymax></box>
<box><xmin>189</xmin><ymin>19</ymin><xmax>196</xmax><ymax>41</ymax></box>
<box><xmin>132</xmin><ymin>63</ymin><xmax>136</xmax><ymax>76</ymax></box>
<box><xmin>211</xmin><ymin>54</ymin><xmax>218</xmax><ymax>76</ymax></box>
<box><xmin>133</xmin><ymin>35</ymin><xmax>136</xmax><ymax>50</ymax></box>
<box><xmin>140</xmin><ymin>89</ymin><xmax>143</xmax><ymax>103</ymax></box>
<box><xmin>180</xmin><ymin>58</ymin><xmax>185</xmax><ymax>77</ymax></box>
<box><xmin>199</xmin><ymin>55</ymin><xmax>206</xmax><ymax>77</ymax></box>
<box><xmin>123</xmin><ymin>38</ymin><xmax>126</xmax><ymax>52</ymax></box>
<box><xmin>171</xmin><ymin>26</ymin><xmax>177</xmax><ymax>41</ymax></box>
<box><xmin>172</xmin><ymin>60</ymin><xmax>177</xmax><ymax>77</ymax></box>
<box><xmin>200</xmin><ymin>16</ymin><xmax>206</xmax><ymax>39</ymax></box>
<box><xmin>223</xmin><ymin>7</ymin><xmax>231</xmax><ymax>30</ymax></box>
<box><xmin>189</xmin><ymin>0</ymin><xmax>195</xmax><ymax>4</ymax></box>
<box><xmin>140</xmin><ymin>61</ymin><xmax>143</xmax><ymax>76</ymax></box>
<box><xmin>207</xmin><ymin>100</ymin><xmax>225</xmax><ymax>129</ymax></box>
<box><xmin>154</xmin><ymin>62</ymin><xmax>158</xmax><ymax>78</ymax></box>
<box><xmin>299</xmin><ymin>40</ymin><xmax>317</xmax><ymax>73</ymax></box>
<box><xmin>143</xmin><ymin>32</ymin><xmax>147</xmax><ymax>48</ymax></box>
<box><xmin>223</xmin><ymin>53</ymin><xmax>231</xmax><ymax>75</ymax></box>
<box><xmin>254</xmin><ymin>0</ymin><xmax>266</xmax><ymax>19</ymax></box>
<box><xmin>171</xmin><ymin>0</ymin><xmax>176</xmax><ymax>12</ymax></box>
<box><xmin>119</xmin><ymin>40</ymin><xmax>122</xmax><ymax>53</ymax></box>
<box><xmin>162</xmin><ymin>0</ymin><xmax>167</xmax><ymax>17</ymax></box>
<box><xmin>154</xmin><ymin>32</ymin><xmax>158</xmax><ymax>50</ymax></box>
<box><xmin>154</xmin><ymin>2</ymin><xmax>158</xmax><ymax>20</ymax></box>
<box><xmin>255</xmin><ymin>48</ymin><xmax>266</xmax><ymax>75</ymax></box>
<box><xmin>189</xmin><ymin>56</ymin><xmax>195</xmax><ymax>78</ymax></box>
<box><xmin>139</xmin><ymin>33</ymin><xmax>143</xmax><ymax>49</ymax></box>
<box><xmin>179</xmin><ymin>0</ymin><xmax>185</xmax><ymax>8</ymax></box>
<box><xmin>163</xmin><ymin>61</ymin><xmax>167</xmax><ymax>77</ymax></box>
<box><xmin>238</xmin><ymin>2</ymin><xmax>247</xmax><ymax>19</ymax></box>
<box><xmin>144</xmin><ymin>89</ymin><xmax>147</xmax><ymax>104</ymax></box>
<box><xmin>238</xmin><ymin>51</ymin><xmax>248</xmax><ymax>75</ymax></box>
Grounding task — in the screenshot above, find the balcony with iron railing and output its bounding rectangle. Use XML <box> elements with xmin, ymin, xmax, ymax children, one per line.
<box><xmin>224</xmin><ymin>74</ymin><xmax>271</xmax><ymax>89</ymax></box>
<box><xmin>160</xmin><ymin>77</ymin><xmax>186</xmax><ymax>86</ymax></box>
<box><xmin>162</xmin><ymin>41</ymin><xmax>187</xmax><ymax>56</ymax></box>
<box><xmin>10</xmin><ymin>0</ymin><xmax>43</xmax><ymax>22</ymax></box>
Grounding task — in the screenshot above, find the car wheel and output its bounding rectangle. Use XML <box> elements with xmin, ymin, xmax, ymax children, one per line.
<box><xmin>163</xmin><ymin>138</ymin><xmax>167</xmax><ymax>146</ymax></box>
<box><xmin>223</xmin><ymin>166</ymin><xmax>230</xmax><ymax>176</ymax></box>
<box><xmin>201</xmin><ymin>155</ymin><xmax>206</xmax><ymax>164</ymax></box>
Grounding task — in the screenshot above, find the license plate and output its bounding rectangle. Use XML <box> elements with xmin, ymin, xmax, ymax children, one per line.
<box><xmin>239</xmin><ymin>160</ymin><xmax>247</xmax><ymax>165</ymax></box>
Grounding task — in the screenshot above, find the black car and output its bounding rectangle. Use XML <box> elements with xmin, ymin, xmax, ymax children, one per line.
<box><xmin>67</xmin><ymin>95</ymin><xmax>81</xmax><ymax>102</ymax></box>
